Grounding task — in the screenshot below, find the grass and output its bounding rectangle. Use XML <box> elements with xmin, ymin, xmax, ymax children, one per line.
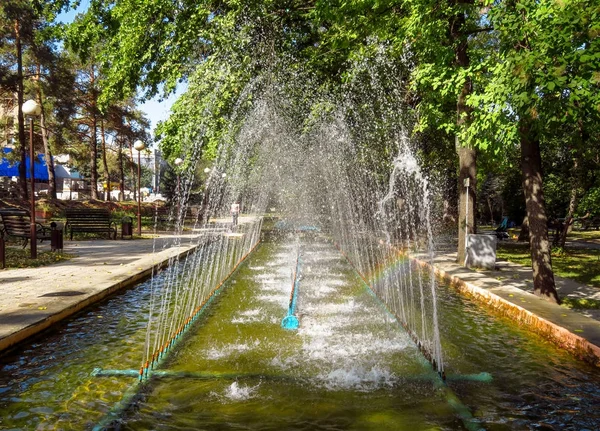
<box><xmin>565</xmin><ymin>229</ymin><xmax>600</xmax><ymax>240</ymax></box>
<box><xmin>2</xmin><ymin>246</ymin><xmax>72</xmax><ymax>269</ymax></box>
<box><xmin>560</xmin><ymin>297</ymin><xmax>600</xmax><ymax>310</ymax></box>
<box><xmin>481</xmin><ymin>224</ymin><xmax>600</xmax><ymax>241</ymax></box>
<box><xmin>496</xmin><ymin>242</ymin><xmax>600</xmax><ymax>288</ymax></box>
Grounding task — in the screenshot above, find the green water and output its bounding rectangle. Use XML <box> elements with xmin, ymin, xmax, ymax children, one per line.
<box><xmin>0</xmin><ymin>234</ymin><xmax>599</xmax><ymax>430</ymax></box>
<box><xmin>123</xmin><ymin>240</ymin><xmax>453</xmax><ymax>430</ymax></box>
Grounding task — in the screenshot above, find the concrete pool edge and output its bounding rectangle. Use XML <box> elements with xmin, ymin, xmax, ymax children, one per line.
<box><xmin>0</xmin><ymin>243</ymin><xmax>200</xmax><ymax>355</ymax></box>
<box><xmin>412</xmin><ymin>256</ymin><xmax>600</xmax><ymax>368</ymax></box>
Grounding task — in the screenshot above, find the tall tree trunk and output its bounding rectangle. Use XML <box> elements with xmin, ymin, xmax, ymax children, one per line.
<box><xmin>118</xmin><ymin>137</ymin><xmax>125</xmax><ymax>201</ymax></box>
<box><xmin>520</xmin><ymin>120</ymin><xmax>560</xmax><ymax>303</ymax></box>
<box><xmin>38</xmin><ymin>94</ymin><xmax>57</xmax><ymax>200</ymax></box>
<box><xmin>559</xmin><ymin>119</ymin><xmax>588</xmax><ymax>248</ymax></box>
<box><xmin>3</xmin><ymin>115</ymin><xmax>9</xmax><ymax>146</ymax></box>
<box><xmin>487</xmin><ymin>197</ymin><xmax>494</xmax><ymax>225</ymax></box>
<box><xmin>36</xmin><ymin>66</ymin><xmax>57</xmax><ymax>200</ymax></box>
<box><xmin>442</xmin><ymin>164</ymin><xmax>457</xmax><ymax>226</ymax></box>
<box><xmin>15</xmin><ymin>19</ymin><xmax>28</xmax><ymax>200</ymax></box>
<box><xmin>558</xmin><ymin>184</ymin><xmax>577</xmax><ymax>248</ymax></box>
<box><xmin>452</xmin><ymin>0</ymin><xmax>477</xmax><ymax>265</ymax></box>
<box><xmin>90</xmin><ymin>114</ymin><xmax>98</xmax><ymax>199</ymax></box>
<box><xmin>457</xmin><ymin>146</ymin><xmax>477</xmax><ymax>265</ymax></box>
<box><xmin>100</xmin><ymin>119</ymin><xmax>111</xmax><ymax>201</ymax></box>
<box><xmin>89</xmin><ymin>65</ymin><xmax>99</xmax><ymax>200</ymax></box>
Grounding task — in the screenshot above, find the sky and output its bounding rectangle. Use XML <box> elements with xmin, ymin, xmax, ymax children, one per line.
<box><xmin>138</xmin><ymin>87</ymin><xmax>186</xmax><ymax>135</ymax></box>
<box><xmin>57</xmin><ymin>0</ymin><xmax>185</xmax><ymax>142</ymax></box>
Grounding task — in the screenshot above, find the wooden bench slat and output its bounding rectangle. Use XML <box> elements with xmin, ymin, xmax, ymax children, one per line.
<box><xmin>66</xmin><ymin>209</ymin><xmax>117</xmax><ymax>240</ymax></box>
<box><xmin>0</xmin><ymin>209</ymin><xmax>52</xmax><ymax>247</ymax></box>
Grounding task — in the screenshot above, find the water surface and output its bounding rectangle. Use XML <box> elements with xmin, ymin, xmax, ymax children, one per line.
<box><xmin>0</xmin><ymin>235</ymin><xmax>599</xmax><ymax>430</ymax></box>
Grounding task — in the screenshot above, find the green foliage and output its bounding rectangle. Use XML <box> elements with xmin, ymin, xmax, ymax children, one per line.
<box><xmin>578</xmin><ymin>187</ymin><xmax>600</xmax><ymax>216</ymax></box>
<box><xmin>401</xmin><ymin>0</ymin><xmax>487</xmax><ymax>137</ymax></box>
<box><xmin>155</xmin><ymin>57</ymin><xmax>252</xmax><ymax>165</ymax></box>
<box><xmin>67</xmin><ymin>0</ymin><xmax>210</xmax><ymax>103</ymax></box>
<box><xmin>465</xmin><ymin>0</ymin><xmax>600</xmax><ymax>151</ymax></box>
<box><xmin>308</xmin><ymin>1</ymin><xmax>405</xmax><ymax>82</ymax></box>
<box><xmin>62</xmin><ymin>0</ymin><xmax>599</xmax><ymax>244</ymax></box>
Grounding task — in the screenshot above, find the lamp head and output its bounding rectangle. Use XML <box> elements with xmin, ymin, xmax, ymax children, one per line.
<box><xmin>22</xmin><ymin>99</ymin><xmax>41</xmax><ymax>116</ymax></box>
<box><xmin>174</xmin><ymin>157</ymin><xmax>183</xmax><ymax>166</ymax></box>
<box><xmin>204</xmin><ymin>167</ymin><xmax>211</xmax><ymax>174</ymax></box>
<box><xmin>133</xmin><ymin>140</ymin><xmax>146</xmax><ymax>151</ymax></box>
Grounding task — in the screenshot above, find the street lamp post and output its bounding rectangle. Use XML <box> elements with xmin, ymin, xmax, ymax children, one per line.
<box><xmin>174</xmin><ymin>157</ymin><xmax>183</xmax><ymax>220</ymax></box>
<box><xmin>134</xmin><ymin>140</ymin><xmax>146</xmax><ymax>236</ymax></box>
<box><xmin>22</xmin><ymin>99</ymin><xmax>41</xmax><ymax>259</ymax></box>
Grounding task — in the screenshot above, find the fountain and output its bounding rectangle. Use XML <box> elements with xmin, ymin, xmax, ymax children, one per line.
<box><xmin>0</xmin><ymin>57</ymin><xmax>599</xmax><ymax>430</ymax></box>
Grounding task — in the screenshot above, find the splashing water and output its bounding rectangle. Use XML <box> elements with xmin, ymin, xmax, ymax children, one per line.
<box><xmin>318</xmin><ymin>366</ymin><xmax>398</xmax><ymax>392</ymax></box>
<box><xmin>220</xmin><ymin>381</ymin><xmax>261</xmax><ymax>401</ymax></box>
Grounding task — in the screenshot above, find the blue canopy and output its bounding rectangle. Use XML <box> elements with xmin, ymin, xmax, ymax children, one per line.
<box><xmin>0</xmin><ymin>147</ymin><xmax>51</xmax><ymax>180</ymax></box>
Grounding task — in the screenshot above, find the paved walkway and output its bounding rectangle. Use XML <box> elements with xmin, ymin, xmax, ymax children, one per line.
<box><xmin>0</xmin><ymin>232</ymin><xmax>203</xmax><ymax>353</ymax></box>
<box><xmin>566</xmin><ymin>237</ymin><xmax>600</xmax><ymax>250</ymax></box>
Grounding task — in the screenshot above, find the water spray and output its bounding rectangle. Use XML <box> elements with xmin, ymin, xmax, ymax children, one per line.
<box><xmin>91</xmin><ymin>218</ymin><xmax>263</xmax><ymax>431</ymax></box>
<box><xmin>333</xmin><ymin>240</ymin><xmax>487</xmax><ymax>431</ymax></box>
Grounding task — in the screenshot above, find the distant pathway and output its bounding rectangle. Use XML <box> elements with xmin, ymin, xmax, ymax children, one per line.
<box><xmin>565</xmin><ymin>237</ymin><xmax>600</xmax><ymax>250</ymax></box>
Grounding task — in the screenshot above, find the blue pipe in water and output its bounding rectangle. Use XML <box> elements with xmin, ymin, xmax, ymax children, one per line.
<box><xmin>281</xmin><ymin>253</ymin><xmax>301</xmax><ymax>330</ymax></box>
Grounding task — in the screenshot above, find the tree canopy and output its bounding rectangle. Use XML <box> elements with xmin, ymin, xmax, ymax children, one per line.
<box><xmin>1</xmin><ymin>0</ymin><xmax>599</xmax><ymax>303</ymax></box>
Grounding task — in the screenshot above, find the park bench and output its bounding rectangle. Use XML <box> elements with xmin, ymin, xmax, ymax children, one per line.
<box><xmin>0</xmin><ymin>208</ymin><xmax>52</xmax><ymax>248</ymax></box>
<box><xmin>154</xmin><ymin>206</ymin><xmax>172</xmax><ymax>223</ymax></box>
<box><xmin>65</xmin><ymin>208</ymin><xmax>117</xmax><ymax>240</ymax></box>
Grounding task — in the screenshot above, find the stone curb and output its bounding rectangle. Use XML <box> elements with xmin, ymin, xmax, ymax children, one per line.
<box><xmin>0</xmin><ymin>244</ymin><xmax>200</xmax><ymax>355</ymax></box>
<box><xmin>413</xmin><ymin>256</ymin><xmax>600</xmax><ymax>368</ymax></box>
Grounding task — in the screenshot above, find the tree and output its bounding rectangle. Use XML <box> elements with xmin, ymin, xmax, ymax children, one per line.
<box><xmin>73</xmin><ymin>1</ymin><xmax>598</xmax><ymax>308</ymax></box>
<box><xmin>1</xmin><ymin>1</ymin><xmax>33</xmax><ymax>199</ymax></box>
<box><xmin>401</xmin><ymin>0</ymin><xmax>497</xmax><ymax>264</ymax></box>
<box><xmin>464</xmin><ymin>0</ymin><xmax>600</xmax><ymax>303</ymax></box>
<box><xmin>68</xmin><ymin>51</ymin><xmax>102</xmax><ymax>198</ymax></box>
<box><xmin>0</xmin><ymin>0</ymin><xmax>74</xmax><ymax>199</ymax></box>
<box><xmin>29</xmin><ymin>36</ymin><xmax>78</xmax><ymax>199</ymax></box>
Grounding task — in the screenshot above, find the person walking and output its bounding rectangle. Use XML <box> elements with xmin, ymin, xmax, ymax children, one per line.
<box><xmin>231</xmin><ymin>202</ymin><xmax>240</xmax><ymax>226</ymax></box>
